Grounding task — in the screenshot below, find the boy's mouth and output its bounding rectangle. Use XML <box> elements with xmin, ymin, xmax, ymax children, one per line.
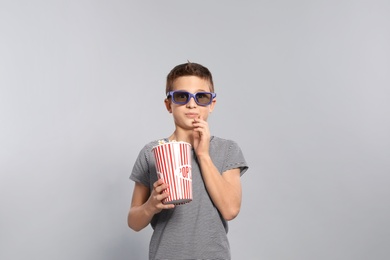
<box><xmin>185</xmin><ymin>113</ymin><xmax>198</xmax><ymax>119</ymax></box>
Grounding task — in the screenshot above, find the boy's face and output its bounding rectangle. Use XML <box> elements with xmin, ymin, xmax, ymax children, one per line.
<box><xmin>165</xmin><ymin>76</ymin><xmax>216</xmax><ymax>131</ymax></box>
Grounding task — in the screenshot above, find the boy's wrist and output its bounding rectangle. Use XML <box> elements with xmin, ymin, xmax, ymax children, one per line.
<box><xmin>196</xmin><ymin>153</ymin><xmax>211</xmax><ymax>162</ymax></box>
<box><xmin>144</xmin><ymin>200</ymin><xmax>157</xmax><ymax>217</ymax></box>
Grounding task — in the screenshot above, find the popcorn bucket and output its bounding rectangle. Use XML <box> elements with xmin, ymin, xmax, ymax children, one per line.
<box><xmin>152</xmin><ymin>141</ymin><xmax>193</xmax><ymax>205</ymax></box>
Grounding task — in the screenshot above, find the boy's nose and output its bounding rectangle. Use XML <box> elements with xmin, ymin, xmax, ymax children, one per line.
<box><xmin>186</xmin><ymin>96</ymin><xmax>197</xmax><ymax>108</ymax></box>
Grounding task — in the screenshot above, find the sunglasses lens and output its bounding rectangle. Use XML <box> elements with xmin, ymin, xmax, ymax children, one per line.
<box><xmin>195</xmin><ymin>93</ymin><xmax>212</xmax><ymax>105</ymax></box>
<box><xmin>172</xmin><ymin>92</ymin><xmax>189</xmax><ymax>104</ymax></box>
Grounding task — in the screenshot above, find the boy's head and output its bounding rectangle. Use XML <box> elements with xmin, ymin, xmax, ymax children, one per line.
<box><xmin>166</xmin><ymin>62</ymin><xmax>214</xmax><ymax>94</ymax></box>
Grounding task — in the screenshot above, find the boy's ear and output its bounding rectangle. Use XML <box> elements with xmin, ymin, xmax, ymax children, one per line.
<box><xmin>164</xmin><ymin>98</ymin><xmax>172</xmax><ymax>113</ymax></box>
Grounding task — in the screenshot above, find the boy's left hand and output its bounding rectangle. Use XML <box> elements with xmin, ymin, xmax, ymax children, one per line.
<box><xmin>192</xmin><ymin>115</ymin><xmax>210</xmax><ymax>157</ymax></box>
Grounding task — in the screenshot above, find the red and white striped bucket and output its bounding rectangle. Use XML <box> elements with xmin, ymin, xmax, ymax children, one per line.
<box><xmin>152</xmin><ymin>141</ymin><xmax>193</xmax><ymax>205</ymax></box>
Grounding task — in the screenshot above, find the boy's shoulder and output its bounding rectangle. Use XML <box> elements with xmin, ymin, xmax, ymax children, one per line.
<box><xmin>211</xmin><ymin>136</ymin><xmax>238</xmax><ymax>145</ymax></box>
<box><xmin>141</xmin><ymin>138</ymin><xmax>167</xmax><ymax>149</ymax></box>
<box><xmin>210</xmin><ymin>136</ymin><xmax>241</xmax><ymax>150</ymax></box>
<box><xmin>135</xmin><ymin>138</ymin><xmax>166</xmax><ymax>156</ymax></box>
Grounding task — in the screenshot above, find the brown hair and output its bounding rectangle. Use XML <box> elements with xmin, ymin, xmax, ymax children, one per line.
<box><xmin>166</xmin><ymin>61</ymin><xmax>214</xmax><ymax>94</ymax></box>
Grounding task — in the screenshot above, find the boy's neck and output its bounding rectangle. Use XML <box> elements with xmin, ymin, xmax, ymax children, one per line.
<box><xmin>168</xmin><ymin>129</ymin><xmax>194</xmax><ymax>145</ymax></box>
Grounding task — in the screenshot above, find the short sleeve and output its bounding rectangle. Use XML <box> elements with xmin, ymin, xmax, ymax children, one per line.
<box><xmin>222</xmin><ymin>140</ymin><xmax>249</xmax><ymax>176</ymax></box>
<box><xmin>130</xmin><ymin>144</ymin><xmax>152</xmax><ymax>187</ymax></box>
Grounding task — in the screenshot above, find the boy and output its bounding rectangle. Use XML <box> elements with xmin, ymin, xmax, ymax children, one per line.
<box><xmin>128</xmin><ymin>62</ymin><xmax>248</xmax><ymax>259</ymax></box>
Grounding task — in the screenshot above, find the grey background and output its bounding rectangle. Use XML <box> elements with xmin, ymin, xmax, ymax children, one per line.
<box><xmin>1</xmin><ymin>1</ymin><xmax>389</xmax><ymax>259</ymax></box>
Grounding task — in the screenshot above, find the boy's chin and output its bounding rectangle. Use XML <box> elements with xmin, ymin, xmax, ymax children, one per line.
<box><xmin>178</xmin><ymin>123</ymin><xmax>194</xmax><ymax>131</ymax></box>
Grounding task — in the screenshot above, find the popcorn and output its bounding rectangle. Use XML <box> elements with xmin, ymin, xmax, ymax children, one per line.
<box><xmin>158</xmin><ymin>139</ymin><xmax>167</xmax><ymax>145</ymax></box>
<box><xmin>158</xmin><ymin>139</ymin><xmax>177</xmax><ymax>145</ymax></box>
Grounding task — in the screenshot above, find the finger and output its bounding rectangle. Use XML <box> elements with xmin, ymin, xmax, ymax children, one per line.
<box><xmin>160</xmin><ymin>199</ymin><xmax>176</xmax><ymax>208</ymax></box>
<box><xmin>193</xmin><ymin>120</ymin><xmax>208</xmax><ymax>130</ymax></box>
<box><xmin>193</xmin><ymin>115</ymin><xmax>204</xmax><ymax>123</ymax></box>
<box><xmin>153</xmin><ymin>179</ymin><xmax>164</xmax><ymax>188</ymax></box>
<box><xmin>192</xmin><ymin>120</ymin><xmax>205</xmax><ymax>129</ymax></box>
<box><xmin>155</xmin><ymin>183</ymin><xmax>169</xmax><ymax>194</ymax></box>
<box><xmin>193</xmin><ymin>128</ymin><xmax>202</xmax><ymax>138</ymax></box>
<box><xmin>156</xmin><ymin>193</ymin><xmax>168</xmax><ymax>202</ymax></box>
<box><xmin>193</xmin><ymin>126</ymin><xmax>206</xmax><ymax>135</ymax></box>
<box><xmin>157</xmin><ymin>203</ymin><xmax>175</xmax><ymax>211</ymax></box>
<box><xmin>164</xmin><ymin>204</ymin><xmax>175</xmax><ymax>209</ymax></box>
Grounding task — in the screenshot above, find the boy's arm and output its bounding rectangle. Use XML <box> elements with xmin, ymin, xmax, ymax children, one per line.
<box><xmin>192</xmin><ymin>116</ymin><xmax>242</xmax><ymax>221</ymax></box>
<box><xmin>127</xmin><ymin>180</ymin><xmax>174</xmax><ymax>232</ymax></box>
<box><xmin>197</xmin><ymin>154</ymin><xmax>242</xmax><ymax>221</ymax></box>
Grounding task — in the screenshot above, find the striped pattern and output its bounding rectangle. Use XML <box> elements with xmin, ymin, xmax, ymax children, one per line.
<box><xmin>152</xmin><ymin>142</ymin><xmax>193</xmax><ymax>205</ymax></box>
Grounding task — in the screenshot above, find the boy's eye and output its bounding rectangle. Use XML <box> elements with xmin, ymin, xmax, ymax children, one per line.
<box><xmin>174</xmin><ymin>92</ymin><xmax>189</xmax><ymax>101</ymax></box>
<box><xmin>196</xmin><ymin>93</ymin><xmax>211</xmax><ymax>102</ymax></box>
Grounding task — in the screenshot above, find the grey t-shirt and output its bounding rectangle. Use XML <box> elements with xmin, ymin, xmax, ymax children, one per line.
<box><xmin>130</xmin><ymin>136</ymin><xmax>248</xmax><ymax>260</ymax></box>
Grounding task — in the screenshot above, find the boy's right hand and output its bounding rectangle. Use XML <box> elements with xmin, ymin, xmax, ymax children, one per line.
<box><xmin>146</xmin><ymin>179</ymin><xmax>175</xmax><ymax>214</ymax></box>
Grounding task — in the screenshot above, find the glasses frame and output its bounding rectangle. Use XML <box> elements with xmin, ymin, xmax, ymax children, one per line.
<box><xmin>166</xmin><ymin>91</ymin><xmax>217</xmax><ymax>106</ymax></box>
